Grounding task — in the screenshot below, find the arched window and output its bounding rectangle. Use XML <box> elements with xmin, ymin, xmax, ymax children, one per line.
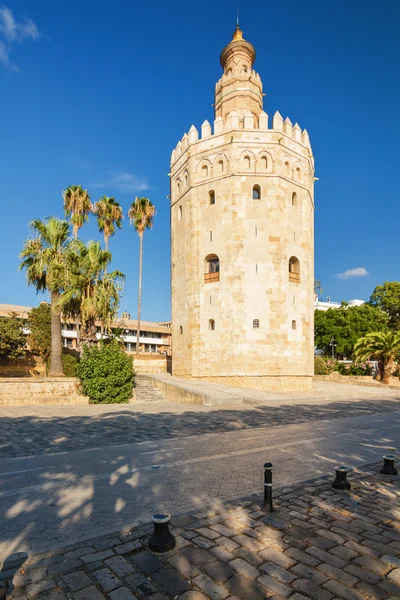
<box><xmin>209</xmin><ymin>190</ymin><xmax>215</xmax><ymax>205</ymax></box>
<box><xmin>260</xmin><ymin>156</ymin><xmax>268</xmax><ymax>170</ymax></box>
<box><xmin>289</xmin><ymin>256</ymin><xmax>300</xmax><ymax>284</ymax></box>
<box><xmin>178</xmin><ymin>205</ymin><xmax>182</xmax><ymax>220</ymax></box>
<box><xmin>292</xmin><ymin>192</ymin><xmax>297</xmax><ymax>206</ymax></box>
<box><xmin>292</xmin><ymin>320</ymin><xmax>297</xmax><ymax>330</ymax></box>
<box><xmin>209</xmin><ymin>319</ymin><xmax>215</xmax><ymax>331</ymax></box>
<box><xmin>204</xmin><ymin>254</ymin><xmax>220</xmax><ymax>283</ymax></box>
<box><xmin>218</xmin><ymin>160</ymin><xmax>223</xmax><ymax>173</ymax></box>
<box><xmin>179</xmin><ymin>326</ymin><xmax>183</xmax><ymax>334</ymax></box>
<box><xmin>202</xmin><ymin>165</ymin><xmax>208</xmax><ymax>178</ymax></box>
<box><xmin>184</xmin><ymin>172</ymin><xmax>188</xmax><ymax>187</ymax></box>
<box><xmin>177</xmin><ymin>181</ymin><xmax>181</xmax><ymax>194</ymax></box>
<box><xmin>285</xmin><ymin>161</ymin><xmax>290</xmax><ymax>176</ymax></box>
<box><xmin>244</xmin><ymin>155</ymin><xmax>250</xmax><ymax>169</ymax></box>
<box><xmin>253</xmin><ymin>319</ymin><xmax>260</xmax><ymax>329</ymax></box>
<box><xmin>253</xmin><ymin>185</ymin><xmax>261</xmax><ymax>200</ymax></box>
<box><xmin>296</xmin><ymin>167</ymin><xmax>301</xmax><ymax>181</ymax></box>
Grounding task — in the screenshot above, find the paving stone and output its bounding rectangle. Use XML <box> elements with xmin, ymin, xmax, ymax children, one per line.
<box><xmin>317</xmin><ymin>529</ymin><xmax>346</xmax><ymax>545</ymax></box>
<box><xmin>192</xmin><ymin>574</ymin><xmax>228</xmax><ymax>600</ymax></box>
<box><xmin>330</xmin><ymin>546</ymin><xmax>360</xmax><ymax>562</ymax></box>
<box><xmin>378</xmin><ymin>580</ymin><xmax>400</xmax><ymax>597</ymax></box>
<box><xmin>81</xmin><ymin>550</ymin><xmax>114</xmax><ymax>564</ymax></box>
<box><xmin>389</xmin><ymin>570</ymin><xmax>400</xmax><ymax>585</ymax></box>
<box><xmin>306</xmin><ymin>546</ymin><xmax>346</xmax><ymax>569</ymax></box>
<box><xmin>258</xmin><ymin>548</ymin><xmax>296</xmax><ymax>569</ymax></box>
<box><xmin>257</xmin><ymin>573</ymin><xmax>292</xmax><ymax>598</ymax></box>
<box><xmin>344</xmin><ymin>540</ymin><xmax>379</xmax><ymax>559</ymax></box>
<box><xmin>109</xmin><ymin>587</ymin><xmax>138</xmax><ymax>600</ymax></box>
<box><xmin>202</xmin><ymin>560</ymin><xmax>235</xmax><ymax>584</ymax></box>
<box><xmin>25</xmin><ymin>579</ymin><xmax>56</xmax><ymax>598</ymax></box>
<box><xmin>124</xmin><ymin>573</ymin><xmax>157</xmax><ymax>596</ymax></box>
<box><xmin>62</xmin><ymin>570</ymin><xmax>92</xmax><ymax>592</ymax></box>
<box><xmin>175</xmin><ymin>536</ymin><xmax>192</xmax><ymax>550</ymax></box>
<box><xmin>353</xmin><ymin>555</ymin><xmax>389</xmax><ymax>576</ymax></box>
<box><xmin>196</xmin><ymin>528</ymin><xmax>221</xmax><ymax>540</ymax></box>
<box><xmin>283</xmin><ymin>525</ymin><xmax>313</xmax><ymax>541</ymax></box>
<box><xmin>354</xmin><ymin>581</ymin><xmax>389</xmax><ymax>599</ymax></box>
<box><xmin>231</xmin><ymin>534</ymin><xmax>263</xmax><ymax>552</ymax></box>
<box><xmin>289</xmin><ymin>595</ymin><xmax>310</xmax><ymax>600</ymax></box>
<box><xmin>130</xmin><ymin>551</ymin><xmax>163</xmax><ymax>574</ymax></box>
<box><xmin>228</xmin><ymin>558</ymin><xmax>259</xmax><ymax>579</ymax></box>
<box><xmin>37</xmin><ymin>590</ymin><xmax>68</xmax><ymax>600</ymax></box>
<box><xmin>291</xmin><ymin>562</ymin><xmax>328</xmax><ymax>585</ymax></box>
<box><xmin>167</xmin><ymin>554</ymin><xmax>200</xmax><ymax>579</ymax></box>
<box><xmin>317</xmin><ymin>563</ymin><xmax>358</xmax><ymax>587</ymax></box>
<box><xmin>323</xmin><ymin>579</ymin><xmax>366</xmax><ymax>600</ymax></box>
<box><xmin>310</xmin><ymin>536</ymin><xmax>337</xmax><ymax>550</ymax></box>
<box><xmin>151</xmin><ymin>567</ymin><xmax>191</xmax><ymax>597</ymax></box>
<box><xmin>217</xmin><ymin>537</ymin><xmax>239</xmax><ymax>552</ymax></box>
<box><xmin>211</xmin><ymin>525</ymin><xmax>237</xmax><ymax>538</ymax></box>
<box><xmin>105</xmin><ymin>556</ymin><xmax>135</xmax><ymax>578</ymax></box>
<box><xmin>114</xmin><ymin>541</ymin><xmax>142</xmax><ymax>555</ymax></box>
<box><xmin>178</xmin><ymin>593</ymin><xmax>209</xmax><ymax>600</ymax></box>
<box><xmin>48</xmin><ymin>559</ymin><xmax>83</xmax><ymax>575</ymax></box>
<box><xmin>181</xmin><ymin>545</ymin><xmax>215</xmax><ymax>566</ymax></box>
<box><xmin>93</xmin><ymin>567</ymin><xmax>122</xmax><ymax>592</ymax></box>
<box><xmin>225</xmin><ymin>575</ymin><xmax>268</xmax><ymax>600</ymax></box>
<box><xmin>344</xmin><ymin>564</ymin><xmax>380</xmax><ymax>585</ymax></box>
<box><xmin>192</xmin><ymin>536</ymin><xmax>215</xmax><ymax>549</ymax></box>
<box><xmin>259</xmin><ymin>561</ymin><xmax>296</xmax><ymax>584</ymax></box>
<box><xmin>147</xmin><ymin>594</ymin><xmax>169</xmax><ymax>600</ymax></box>
<box><xmin>285</xmin><ymin>547</ymin><xmax>320</xmax><ymax>567</ymax></box>
<box><xmin>292</xmin><ymin>578</ymin><xmax>334</xmax><ymax>600</ymax></box>
<box><xmin>94</xmin><ymin>537</ymin><xmax>121</xmax><ymax>552</ymax></box>
<box><xmin>382</xmin><ymin>555</ymin><xmax>400</xmax><ymax>568</ymax></box>
<box><xmin>235</xmin><ymin>547</ymin><xmax>264</xmax><ymax>567</ymax></box>
<box><xmin>72</xmin><ymin>586</ymin><xmax>106</xmax><ymax>600</ymax></box>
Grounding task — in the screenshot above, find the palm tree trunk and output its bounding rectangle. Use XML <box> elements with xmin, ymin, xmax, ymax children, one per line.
<box><xmin>73</xmin><ymin>224</ymin><xmax>78</xmax><ymax>239</ymax></box>
<box><xmin>136</xmin><ymin>232</ymin><xmax>143</xmax><ymax>355</ymax></box>
<box><xmin>382</xmin><ymin>357</ymin><xmax>394</xmax><ymax>384</ymax></box>
<box><xmin>50</xmin><ymin>291</ymin><xmax>64</xmax><ymax>376</ymax></box>
<box><xmin>76</xmin><ymin>317</ymin><xmax>81</xmax><ymax>353</ymax></box>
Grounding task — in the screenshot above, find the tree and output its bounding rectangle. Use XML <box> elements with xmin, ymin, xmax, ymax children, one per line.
<box><xmin>370</xmin><ymin>282</ymin><xmax>400</xmax><ymax>330</ymax></box>
<box><xmin>19</xmin><ymin>217</ymin><xmax>70</xmax><ymax>376</ymax></box>
<box><xmin>93</xmin><ymin>196</ymin><xmax>123</xmax><ymax>251</ymax></box>
<box><xmin>59</xmin><ymin>240</ymin><xmax>124</xmax><ymax>346</ymax></box>
<box><xmin>353</xmin><ymin>331</ymin><xmax>400</xmax><ymax>384</ymax></box>
<box><xmin>314</xmin><ymin>279</ymin><xmax>322</xmax><ymax>297</ymax></box>
<box><xmin>314</xmin><ymin>303</ymin><xmax>388</xmax><ymax>357</ymax></box>
<box><xmin>0</xmin><ymin>313</ymin><xmax>26</xmax><ymax>361</ymax></box>
<box><xmin>128</xmin><ymin>197</ymin><xmax>156</xmax><ymax>354</ymax></box>
<box><xmin>63</xmin><ymin>185</ymin><xmax>92</xmax><ymax>239</ymax></box>
<box><xmin>28</xmin><ymin>303</ymin><xmax>51</xmax><ymax>367</ymax></box>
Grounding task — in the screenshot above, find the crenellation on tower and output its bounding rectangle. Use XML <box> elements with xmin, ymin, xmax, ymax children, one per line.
<box><xmin>170</xmin><ymin>23</ymin><xmax>314</xmax><ymax>391</ymax></box>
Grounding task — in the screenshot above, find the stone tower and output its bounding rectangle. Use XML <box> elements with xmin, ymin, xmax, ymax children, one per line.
<box><xmin>170</xmin><ymin>25</ymin><xmax>315</xmax><ymax>391</ymax></box>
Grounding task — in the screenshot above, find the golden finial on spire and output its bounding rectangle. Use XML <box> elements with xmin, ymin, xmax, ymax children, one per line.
<box><xmin>233</xmin><ymin>3</ymin><xmax>243</xmax><ymax>39</ymax></box>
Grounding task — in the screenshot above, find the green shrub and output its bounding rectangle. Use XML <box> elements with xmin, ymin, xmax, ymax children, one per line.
<box><xmin>314</xmin><ymin>356</ymin><xmax>337</xmax><ymax>375</ymax></box>
<box><xmin>337</xmin><ymin>362</ymin><xmax>370</xmax><ymax>376</ymax></box>
<box><xmin>63</xmin><ymin>353</ymin><xmax>79</xmax><ymax>377</ymax></box>
<box><xmin>76</xmin><ymin>339</ymin><xmax>134</xmax><ymax>403</ymax></box>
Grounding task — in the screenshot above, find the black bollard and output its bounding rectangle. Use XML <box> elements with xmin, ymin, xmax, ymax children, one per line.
<box><xmin>332</xmin><ymin>466</ymin><xmax>351</xmax><ymax>491</ymax></box>
<box><xmin>148</xmin><ymin>513</ymin><xmax>175</xmax><ymax>553</ymax></box>
<box><xmin>263</xmin><ymin>462</ymin><xmax>274</xmax><ymax>513</ymax></box>
<box><xmin>380</xmin><ymin>455</ymin><xmax>398</xmax><ymax>476</ymax></box>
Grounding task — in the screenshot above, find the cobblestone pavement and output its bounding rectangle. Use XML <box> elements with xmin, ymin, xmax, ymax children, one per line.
<box><xmin>0</xmin><ymin>381</ymin><xmax>399</xmax><ymax>458</ymax></box>
<box><xmin>1</xmin><ymin>462</ymin><xmax>400</xmax><ymax>599</ymax></box>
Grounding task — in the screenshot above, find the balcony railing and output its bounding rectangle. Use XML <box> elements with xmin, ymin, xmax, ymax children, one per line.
<box><xmin>289</xmin><ymin>272</ymin><xmax>300</xmax><ymax>284</ymax></box>
<box><xmin>204</xmin><ymin>272</ymin><xmax>220</xmax><ymax>283</ymax></box>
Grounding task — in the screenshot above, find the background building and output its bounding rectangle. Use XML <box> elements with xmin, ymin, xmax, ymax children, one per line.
<box><xmin>0</xmin><ymin>304</ymin><xmax>171</xmax><ymax>355</ymax></box>
<box><xmin>314</xmin><ymin>298</ymin><xmax>365</xmax><ymax>312</ymax></box>
<box><xmin>170</xmin><ymin>25</ymin><xmax>315</xmax><ymax>390</ymax></box>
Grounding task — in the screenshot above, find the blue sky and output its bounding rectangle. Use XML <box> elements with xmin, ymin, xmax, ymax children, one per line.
<box><xmin>1</xmin><ymin>0</ymin><xmax>399</xmax><ymax>321</ymax></box>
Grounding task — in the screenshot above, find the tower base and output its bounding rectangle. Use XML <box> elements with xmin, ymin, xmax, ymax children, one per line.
<box><xmin>199</xmin><ymin>375</ymin><xmax>313</xmax><ymax>392</ymax></box>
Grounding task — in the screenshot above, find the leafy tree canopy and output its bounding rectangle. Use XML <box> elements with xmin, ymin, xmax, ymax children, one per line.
<box><xmin>28</xmin><ymin>303</ymin><xmax>51</xmax><ymax>361</ymax></box>
<box><xmin>370</xmin><ymin>282</ymin><xmax>400</xmax><ymax>330</ymax></box>
<box><xmin>0</xmin><ymin>313</ymin><xmax>26</xmax><ymax>361</ymax></box>
<box><xmin>314</xmin><ymin>303</ymin><xmax>388</xmax><ymax>357</ymax></box>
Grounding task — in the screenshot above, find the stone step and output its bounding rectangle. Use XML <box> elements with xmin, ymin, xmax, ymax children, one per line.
<box><xmin>134</xmin><ymin>376</ymin><xmax>166</xmax><ymax>402</ymax></box>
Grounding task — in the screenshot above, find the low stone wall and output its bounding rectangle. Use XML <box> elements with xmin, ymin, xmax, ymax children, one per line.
<box><xmin>203</xmin><ymin>375</ymin><xmax>313</xmax><ymax>391</ymax></box>
<box><xmin>0</xmin><ymin>377</ymin><xmax>89</xmax><ymax>406</ymax></box>
<box><xmin>132</xmin><ymin>355</ymin><xmax>171</xmax><ymax>375</ymax></box>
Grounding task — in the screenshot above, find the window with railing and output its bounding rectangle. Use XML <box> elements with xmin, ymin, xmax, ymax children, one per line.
<box><xmin>204</xmin><ymin>254</ymin><xmax>220</xmax><ymax>283</ymax></box>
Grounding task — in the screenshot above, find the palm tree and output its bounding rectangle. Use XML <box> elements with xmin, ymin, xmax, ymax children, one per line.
<box><xmin>93</xmin><ymin>196</ymin><xmax>123</xmax><ymax>251</ymax></box>
<box><xmin>353</xmin><ymin>331</ymin><xmax>400</xmax><ymax>384</ymax></box>
<box><xmin>19</xmin><ymin>217</ymin><xmax>70</xmax><ymax>376</ymax></box>
<box><xmin>128</xmin><ymin>197</ymin><xmax>156</xmax><ymax>355</ymax></box>
<box><xmin>63</xmin><ymin>185</ymin><xmax>92</xmax><ymax>239</ymax></box>
<box><xmin>314</xmin><ymin>279</ymin><xmax>323</xmax><ymax>298</ymax></box>
<box><xmin>59</xmin><ymin>240</ymin><xmax>124</xmax><ymax>346</ymax></box>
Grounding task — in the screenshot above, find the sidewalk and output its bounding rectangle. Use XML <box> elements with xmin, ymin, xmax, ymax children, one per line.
<box><xmin>1</xmin><ymin>461</ymin><xmax>399</xmax><ymax>599</ymax></box>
